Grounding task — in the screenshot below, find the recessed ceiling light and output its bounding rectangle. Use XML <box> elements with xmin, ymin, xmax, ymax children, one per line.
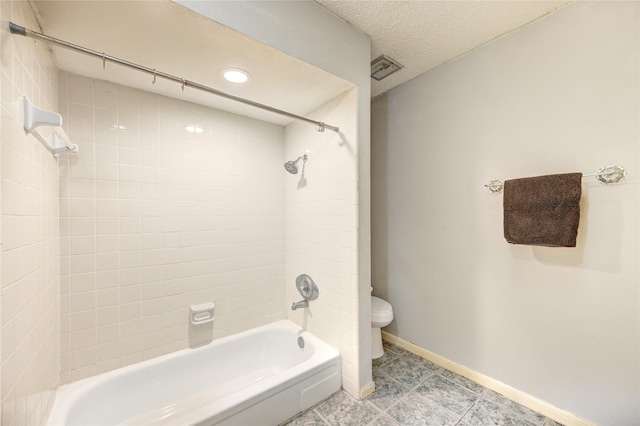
<box><xmin>221</xmin><ymin>68</ymin><xmax>250</xmax><ymax>84</ymax></box>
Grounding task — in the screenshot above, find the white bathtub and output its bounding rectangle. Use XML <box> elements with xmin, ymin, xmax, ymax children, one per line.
<box><xmin>47</xmin><ymin>320</ymin><xmax>341</xmax><ymax>425</ymax></box>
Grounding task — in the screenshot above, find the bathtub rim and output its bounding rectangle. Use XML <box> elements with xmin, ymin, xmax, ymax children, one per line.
<box><xmin>47</xmin><ymin>319</ymin><xmax>340</xmax><ymax>426</ymax></box>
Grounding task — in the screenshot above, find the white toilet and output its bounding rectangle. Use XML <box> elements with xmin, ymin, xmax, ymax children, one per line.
<box><xmin>371</xmin><ymin>294</ymin><xmax>394</xmax><ymax>359</ymax></box>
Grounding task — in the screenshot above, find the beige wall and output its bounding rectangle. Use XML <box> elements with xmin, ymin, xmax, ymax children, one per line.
<box><xmin>58</xmin><ymin>72</ymin><xmax>287</xmax><ymax>382</ymax></box>
<box><xmin>371</xmin><ymin>2</ymin><xmax>639</xmax><ymax>425</ymax></box>
<box><xmin>0</xmin><ymin>1</ymin><xmax>61</xmax><ymax>424</ymax></box>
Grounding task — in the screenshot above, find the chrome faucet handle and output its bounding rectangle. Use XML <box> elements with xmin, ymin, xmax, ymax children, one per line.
<box><xmin>295</xmin><ymin>274</ymin><xmax>319</xmax><ymax>301</ymax></box>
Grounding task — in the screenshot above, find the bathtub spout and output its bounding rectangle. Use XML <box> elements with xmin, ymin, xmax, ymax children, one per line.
<box><xmin>291</xmin><ymin>300</ymin><xmax>309</xmax><ymax>311</ymax></box>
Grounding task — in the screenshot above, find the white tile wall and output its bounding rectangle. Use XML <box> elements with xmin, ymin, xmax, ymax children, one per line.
<box><xmin>1</xmin><ymin>2</ymin><xmax>363</xmax><ymax>419</ymax></box>
<box><xmin>284</xmin><ymin>89</ymin><xmax>361</xmax><ymax>396</ymax></box>
<box><xmin>1</xmin><ymin>0</ymin><xmax>61</xmax><ymax>424</ymax></box>
<box><xmin>58</xmin><ymin>72</ymin><xmax>286</xmax><ymax>381</ymax></box>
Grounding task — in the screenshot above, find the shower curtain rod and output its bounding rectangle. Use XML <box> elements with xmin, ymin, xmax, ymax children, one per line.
<box><xmin>9</xmin><ymin>22</ymin><xmax>339</xmax><ymax>133</ymax></box>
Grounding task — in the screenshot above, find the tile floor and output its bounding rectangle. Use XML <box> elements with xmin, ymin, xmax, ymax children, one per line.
<box><xmin>283</xmin><ymin>341</ymin><xmax>563</xmax><ymax>426</ymax></box>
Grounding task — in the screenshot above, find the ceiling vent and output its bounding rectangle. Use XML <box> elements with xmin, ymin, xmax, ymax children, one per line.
<box><xmin>371</xmin><ymin>54</ymin><xmax>403</xmax><ymax>81</ymax></box>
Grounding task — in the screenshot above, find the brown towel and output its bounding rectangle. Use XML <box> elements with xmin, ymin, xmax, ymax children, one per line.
<box><xmin>503</xmin><ymin>173</ymin><xmax>582</xmax><ymax>247</ymax></box>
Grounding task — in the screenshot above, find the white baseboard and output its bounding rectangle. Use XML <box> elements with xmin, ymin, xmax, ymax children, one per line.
<box><xmin>381</xmin><ymin>331</ymin><xmax>595</xmax><ymax>426</ymax></box>
<box><xmin>359</xmin><ymin>380</ymin><xmax>376</xmax><ymax>400</ymax></box>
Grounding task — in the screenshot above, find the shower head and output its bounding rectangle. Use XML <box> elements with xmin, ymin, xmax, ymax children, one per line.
<box><xmin>284</xmin><ymin>154</ymin><xmax>307</xmax><ymax>174</ymax></box>
<box><xmin>284</xmin><ymin>161</ymin><xmax>299</xmax><ymax>174</ymax></box>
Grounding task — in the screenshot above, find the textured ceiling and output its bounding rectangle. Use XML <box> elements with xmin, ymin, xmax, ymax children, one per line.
<box><xmin>315</xmin><ymin>0</ymin><xmax>570</xmax><ymax>98</ymax></box>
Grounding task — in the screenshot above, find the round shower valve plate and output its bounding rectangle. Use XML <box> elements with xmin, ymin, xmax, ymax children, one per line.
<box><xmin>296</xmin><ymin>274</ymin><xmax>319</xmax><ymax>301</ymax></box>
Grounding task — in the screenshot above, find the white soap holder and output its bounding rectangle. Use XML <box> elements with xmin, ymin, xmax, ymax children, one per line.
<box><xmin>190</xmin><ymin>303</ymin><xmax>215</xmax><ymax>325</ymax></box>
